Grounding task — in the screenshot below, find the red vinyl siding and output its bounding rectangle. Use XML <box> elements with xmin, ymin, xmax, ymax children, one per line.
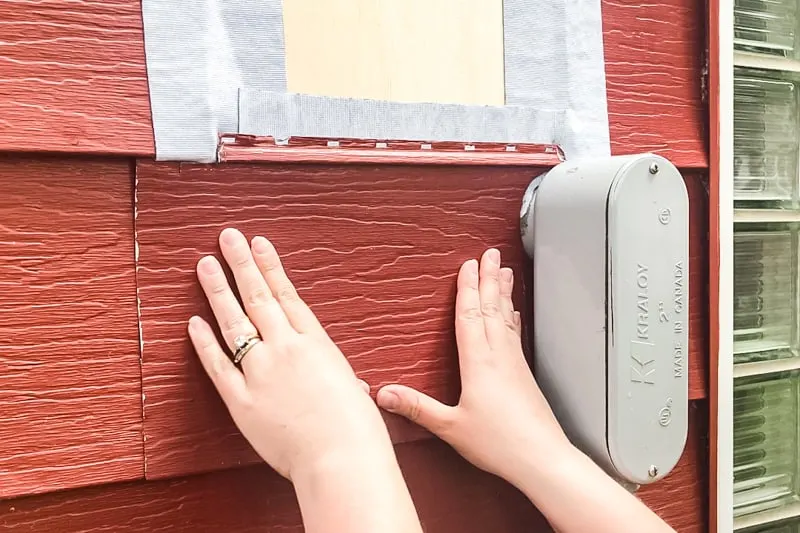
<box><xmin>135</xmin><ymin>161</ymin><xmax>544</xmax><ymax>478</ymax></box>
<box><xmin>0</xmin><ymin>409</ymin><xmax>705</xmax><ymax>533</ymax></box>
<box><xmin>0</xmin><ymin>157</ymin><xmax>142</xmax><ymax>498</ymax></box>
<box><xmin>0</xmin><ymin>1</ymin><xmax>153</xmax><ymax>155</ymax></box>
<box><xmin>603</xmin><ymin>0</ymin><xmax>707</xmax><ymax>167</ymax></box>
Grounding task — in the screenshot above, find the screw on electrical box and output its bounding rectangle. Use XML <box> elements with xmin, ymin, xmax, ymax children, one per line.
<box><xmin>648</xmin><ymin>465</ymin><xmax>658</xmax><ymax>478</ymax></box>
<box><xmin>649</xmin><ymin>162</ymin><xmax>659</xmax><ymax>175</ymax></box>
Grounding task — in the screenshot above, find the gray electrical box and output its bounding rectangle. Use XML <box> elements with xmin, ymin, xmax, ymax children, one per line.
<box><xmin>520</xmin><ymin>153</ymin><xmax>689</xmax><ymax>486</ymax></box>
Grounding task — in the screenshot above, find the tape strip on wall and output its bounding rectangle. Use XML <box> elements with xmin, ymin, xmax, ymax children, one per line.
<box><xmin>141</xmin><ymin>0</ymin><xmax>287</xmax><ymax>163</ymax></box>
<box><xmin>141</xmin><ymin>0</ymin><xmax>609</xmax><ymax>162</ymax></box>
<box><xmin>238</xmin><ymin>90</ymin><xmax>566</xmax><ymax>146</ymax></box>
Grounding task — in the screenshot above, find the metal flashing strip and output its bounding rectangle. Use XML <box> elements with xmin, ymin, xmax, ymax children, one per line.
<box><xmin>142</xmin><ymin>0</ymin><xmax>610</xmax><ymax>162</ymax></box>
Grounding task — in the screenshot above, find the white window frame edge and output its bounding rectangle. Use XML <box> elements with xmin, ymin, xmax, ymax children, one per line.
<box><xmin>716</xmin><ymin>0</ymin><xmax>734</xmax><ymax>531</ymax></box>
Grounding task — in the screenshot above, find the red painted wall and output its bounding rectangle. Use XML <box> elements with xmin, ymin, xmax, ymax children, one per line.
<box><xmin>0</xmin><ymin>0</ymin><xmax>710</xmax><ymax>531</ymax></box>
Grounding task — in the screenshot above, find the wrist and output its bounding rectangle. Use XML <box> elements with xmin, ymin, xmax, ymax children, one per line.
<box><xmin>510</xmin><ymin>442</ymin><xmax>638</xmax><ymax>518</ymax></box>
<box><xmin>290</xmin><ymin>427</ymin><xmax>397</xmax><ymax>486</ymax></box>
<box><xmin>506</xmin><ymin>440</ymin><xmax>590</xmax><ymax>499</ymax></box>
<box><xmin>509</xmin><ymin>442</ymin><xmax>675</xmax><ymax>533</ymax></box>
<box><xmin>290</xmin><ymin>434</ymin><xmax>422</xmax><ymax>533</ymax></box>
<box><xmin>289</xmin><ymin>397</ymin><xmax>394</xmax><ymax>479</ymax></box>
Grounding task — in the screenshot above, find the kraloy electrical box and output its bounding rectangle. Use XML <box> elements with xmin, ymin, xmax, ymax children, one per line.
<box><xmin>520</xmin><ymin>153</ymin><xmax>689</xmax><ymax>486</ymax></box>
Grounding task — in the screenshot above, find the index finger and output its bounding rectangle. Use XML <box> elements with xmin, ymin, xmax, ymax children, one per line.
<box><xmin>218</xmin><ymin>228</ymin><xmax>293</xmax><ymax>338</ymax></box>
<box><xmin>251</xmin><ymin>236</ymin><xmax>326</xmax><ymax>336</ymax></box>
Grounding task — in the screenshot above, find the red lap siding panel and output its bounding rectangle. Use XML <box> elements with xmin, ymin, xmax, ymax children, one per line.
<box><xmin>0</xmin><ymin>1</ymin><xmax>153</xmax><ymax>155</ymax></box>
<box><xmin>136</xmin><ymin>160</ymin><xmax>708</xmax><ymax>479</ymax></box>
<box><xmin>684</xmin><ymin>173</ymin><xmax>709</xmax><ymax>398</ymax></box>
<box><xmin>0</xmin><ymin>157</ymin><xmax>142</xmax><ymax>498</ymax></box>
<box><xmin>135</xmin><ymin>161</ymin><xmax>542</xmax><ymax>478</ymax></box>
<box><xmin>602</xmin><ymin>0</ymin><xmax>707</xmax><ymax>168</ymax></box>
<box><xmin>0</xmin><ymin>440</ymin><xmax>545</xmax><ymax>532</ymax></box>
<box><xmin>0</xmin><ymin>404</ymin><xmax>707</xmax><ymax>532</ymax></box>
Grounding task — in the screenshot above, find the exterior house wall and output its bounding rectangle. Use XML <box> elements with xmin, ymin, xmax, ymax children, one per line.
<box><xmin>0</xmin><ymin>1</ymin><xmax>711</xmax><ymax>531</ymax></box>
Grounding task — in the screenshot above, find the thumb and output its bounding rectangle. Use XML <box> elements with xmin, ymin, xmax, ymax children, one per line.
<box><xmin>377</xmin><ymin>384</ymin><xmax>455</xmax><ymax>435</ymax></box>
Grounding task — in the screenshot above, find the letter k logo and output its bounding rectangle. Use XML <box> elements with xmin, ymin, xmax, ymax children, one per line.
<box><xmin>631</xmin><ymin>353</ymin><xmax>655</xmax><ymax>384</ymax></box>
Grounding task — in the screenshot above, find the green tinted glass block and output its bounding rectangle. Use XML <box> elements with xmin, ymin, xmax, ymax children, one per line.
<box><xmin>734</xmin><ymin>372</ymin><xmax>800</xmax><ymax>518</ymax></box>
<box><xmin>734</xmin><ymin>224</ymin><xmax>799</xmax><ymax>363</ymax></box>
<box><xmin>734</xmin><ymin>69</ymin><xmax>798</xmax><ymax>204</ymax></box>
<box><xmin>740</xmin><ymin>517</ymin><xmax>800</xmax><ymax>532</ymax></box>
<box><xmin>735</xmin><ymin>0</ymin><xmax>798</xmax><ymax>57</ymax></box>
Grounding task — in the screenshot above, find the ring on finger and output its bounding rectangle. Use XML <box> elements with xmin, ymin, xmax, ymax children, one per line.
<box><xmin>233</xmin><ymin>333</ymin><xmax>262</xmax><ymax>365</ymax></box>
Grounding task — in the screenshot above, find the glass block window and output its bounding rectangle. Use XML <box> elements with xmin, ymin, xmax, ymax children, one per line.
<box><xmin>741</xmin><ymin>517</ymin><xmax>800</xmax><ymax>533</ymax></box>
<box><xmin>734</xmin><ymin>69</ymin><xmax>798</xmax><ymax>203</ymax></box>
<box><xmin>732</xmin><ymin>1</ymin><xmax>800</xmax><ymax>531</ymax></box>
<box><xmin>735</xmin><ymin>0</ymin><xmax>798</xmax><ymax>57</ymax></box>
<box><xmin>734</xmin><ymin>224</ymin><xmax>799</xmax><ymax>363</ymax></box>
<box><xmin>734</xmin><ymin>372</ymin><xmax>800</xmax><ymax>518</ymax></box>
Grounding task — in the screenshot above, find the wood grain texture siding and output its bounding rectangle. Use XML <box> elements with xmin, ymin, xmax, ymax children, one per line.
<box><xmin>0</xmin><ymin>406</ymin><xmax>707</xmax><ymax>532</ymax></box>
<box><xmin>0</xmin><ymin>157</ymin><xmax>143</xmax><ymax>498</ymax></box>
<box><xmin>0</xmin><ymin>0</ymin><xmax>706</xmax><ymax>166</ymax></box>
<box><xmin>136</xmin><ymin>161</ymin><xmax>708</xmax><ymax>480</ymax></box>
<box><xmin>0</xmin><ymin>0</ymin><xmax>153</xmax><ymax>155</ymax></box>
<box><xmin>602</xmin><ymin>0</ymin><xmax>707</xmax><ymax>168</ymax></box>
<box><xmin>0</xmin><ymin>440</ymin><xmax>541</xmax><ymax>532</ymax></box>
<box><xmin>686</xmin><ymin>173</ymin><xmax>709</xmax><ymax>398</ymax></box>
<box><xmin>135</xmin><ymin>161</ymin><xmax>538</xmax><ymax>478</ymax></box>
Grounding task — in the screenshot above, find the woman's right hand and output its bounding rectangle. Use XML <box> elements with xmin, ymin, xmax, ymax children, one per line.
<box><xmin>376</xmin><ymin>248</ymin><xmax>676</xmax><ymax>533</ymax></box>
<box><xmin>376</xmin><ymin>248</ymin><xmax>573</xmax><ymax>486</ymax></box>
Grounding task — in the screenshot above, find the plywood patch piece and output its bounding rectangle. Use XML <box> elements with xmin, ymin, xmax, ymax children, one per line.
<box><xmin>283</xmin><ymin>0</ymin><xmax>506</xmax><ymax>106</ymax></box>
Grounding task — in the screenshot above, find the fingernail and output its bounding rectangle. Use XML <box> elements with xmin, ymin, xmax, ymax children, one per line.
<box><xmin>465</xmin><ymin>259</ymin><xmax>478</xmax><ymax>279</ymax></box>
<box><xmin>251</xmin><ymin>236</ymin><xmax>269</xmax><ymax>254</ymax></box>
<box><xmin>188</xmin><ymin>316</ymin><xmax>201</xmax><ymax>331</ymax></box>
<box><xmin>378</xmin><ymin>389</ymin><xmax>400</xmax><ymax>411</ymax></box>
<box><xmin>198</xmin><ymin>256</ymin><xmax>220</xmax><ymax>274</ymax></box>
<box><xmin>487</xmin><ymin>248</ymin><xmax>500</xmax><ymax>265</ymax></box>
<box><xmin>501</xmin><ymin>269</ymin><xmax>513</xmax><ymax>283</ymax></box>
<box><xmin>221</xmin><ymin>228</ymin><xmax>240</xmax><ymax>245</ymax></box>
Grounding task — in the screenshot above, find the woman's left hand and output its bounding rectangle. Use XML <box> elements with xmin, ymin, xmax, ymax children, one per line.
<box><xmin>188</xmin><ymin>228</ymin><xmax>392</xmax><ymax>481</ymax></box>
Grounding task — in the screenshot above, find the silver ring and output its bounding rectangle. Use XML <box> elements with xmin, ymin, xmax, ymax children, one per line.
<box><xmin>232</xmin><ymin>333</ymin><xmax>261</xmax><ymax>365</ymax></box>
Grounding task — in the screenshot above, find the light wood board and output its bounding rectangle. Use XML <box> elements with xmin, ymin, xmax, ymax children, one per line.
<box><xmin>283</xmin><ymin>0</ymin><xmax>506</xmax><ymax>105</ymax></box>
